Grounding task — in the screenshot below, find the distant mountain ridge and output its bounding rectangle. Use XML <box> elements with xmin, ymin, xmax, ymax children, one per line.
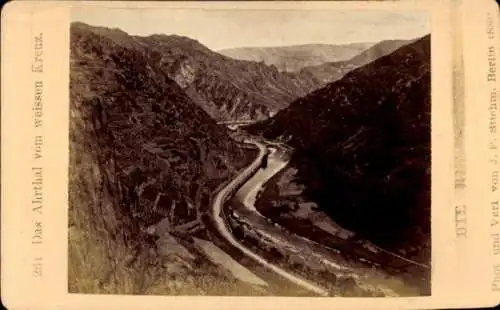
<box><xmin>219</xmin><ymin>42</ymin><xmax>375</xmax><ymax>72</ymax></box>
<box><xmin>298</xmin><ymin>38</ymin><xmax>416</xmax><ymax>86</ymax></box>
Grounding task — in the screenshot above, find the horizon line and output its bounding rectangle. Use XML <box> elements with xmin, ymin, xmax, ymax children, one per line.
<box><xmin>71</xmin><ymin>21</ymin><xmax>429</xmax><ymax>53</ymax></box>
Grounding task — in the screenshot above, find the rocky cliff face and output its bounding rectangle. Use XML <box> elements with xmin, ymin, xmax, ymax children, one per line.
<box><xmin>74</xmin><ymin>22</ymin><xmax>323</xmax><ymax>122</ymax></box>
<box><xmin>247</xmin><ymin>35</ymin><xmax>431</xmax><ymax>263</ymax></box>
<box><xmin>137</xmin><ymin>34</ymin><xmax>321</xmax><ymax>121</ymax></box>
<box><xmin>68</xmin><ymin>22</ymin><xmax>255</xmax><ymax>294</ymax></box>
<box><xmin>299</xmin><ymin>39</ymin><xmax>415</xmax><ymax>87</ymax></box>
<box><xmin>218</xmin><ymin>43</ymin><xmax>374</xmax><ymax>72</ymax></box>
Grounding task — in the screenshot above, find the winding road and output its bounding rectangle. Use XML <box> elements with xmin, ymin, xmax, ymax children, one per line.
<box><xmin>211</xmin><ymin>139</ymin><xmax>330</xmax><ymax>296</ymax></box>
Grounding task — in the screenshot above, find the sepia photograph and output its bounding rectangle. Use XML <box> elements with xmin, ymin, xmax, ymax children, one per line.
<box><xmin>67</xmin><ymin>6</ymin><xmax>431</xmax><ymax>297</ymax></box>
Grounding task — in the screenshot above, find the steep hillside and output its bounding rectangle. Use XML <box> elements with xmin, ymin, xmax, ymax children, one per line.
<box><xmin>68</xmin><ymin>22</ymin><xmax>258</xmax><ymax>294</ymax></box>
<box><xmin>140</xmin><ymin>36</ymin><xmax>322</xmax><ymax>121</ymax></box>
<box><xmin>219</xmin><ymin>42</ymin><xmax>374</xmax><ymax>72</ymax></box>
<box><xmin>247</xmin><ymin>35</ymin><xmax>431</xmax><ymax>263</ymax></box>
<box><xmin>72</xmin><ymin>23</ymin><xmax>321</xmax><ymax>122</ymax></box>
<box><xmin>299</xmin><ymin>39</ymin><xmax>414</xmax><ymax>86</ymax></box>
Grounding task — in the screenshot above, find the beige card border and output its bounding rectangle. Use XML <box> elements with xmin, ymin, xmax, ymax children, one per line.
<box><xmin>460</xmin><ymin>0</ymin><xmax>500</xmax><ymax>305</ymax></box>
<box><xmin>1</xmin><ymin>0</ymin><xmax>499</xmax><ymax>309</ymax></box>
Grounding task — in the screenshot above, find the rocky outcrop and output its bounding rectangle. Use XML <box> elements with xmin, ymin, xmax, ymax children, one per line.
<box><xmin>73</xmin><ymin>23</ymin><xmax>323</xmax><ymax>122</ymax></box>
<box><xmin>138</xmin><ymin>34</ymin><xmax>322</xmax><ymax>121</ymax></box>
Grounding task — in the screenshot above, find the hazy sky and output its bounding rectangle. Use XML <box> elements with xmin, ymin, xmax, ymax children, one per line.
<box><xmin>71</xmin><ymin>7</ymin><xmax>430</xmax><ymax>50</ymax></box>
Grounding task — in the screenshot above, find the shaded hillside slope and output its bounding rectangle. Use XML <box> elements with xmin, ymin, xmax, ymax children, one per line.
<box><xmin>247</xmin><ymin>35</ymin><xmax>431</xmax><ymax>262</ymax></box>
<box><xmin>69</xmin><ymin>22</ymin><xmax>255</xmax><ymax>294</ymax></box>
<box><xmin>299</xmin><ymin>39</ymin><xmax>414</xmax><ymax>86</ymax></box>
<box><xmin>72</xmin><ymin>22</ymin><xmax>320</xmax><ymax>122</ymax></box>
<box><xmin>219</xmin><ymin>42</ymin><xmax>374</xmax><ymax>72</ymax></box>
<box><xmin>140</xmin><ymin>36</ymin><xmax>320</xmax><ymax>121</ymax></box>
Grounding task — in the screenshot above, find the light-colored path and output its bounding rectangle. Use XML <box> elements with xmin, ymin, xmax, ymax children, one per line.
<box><xmin>193</xmin><ymin>237</ymin><xmax>268</xmax><ymax>287</ymax></box>
<box><xmin>212</xmin><ymin>140</ymin><xmax>329</xmax><ymax>296</ymax></box>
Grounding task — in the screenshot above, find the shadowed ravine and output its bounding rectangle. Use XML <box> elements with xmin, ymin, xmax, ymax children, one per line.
<box><xmin>214</xmin><ymin>133</ymin><xmax>429</xmax><ymax>296</ymax></box>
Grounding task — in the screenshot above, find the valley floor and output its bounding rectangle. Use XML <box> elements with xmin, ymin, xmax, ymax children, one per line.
<box><xmin>70</xmin><ymin>133</ymin><xmax>429</xmax><ymax>297</ymax></box>
<box><xmin>195</xmin><ymin>135</ymin><xmax>430</xmax><ymax>297</ymax></box>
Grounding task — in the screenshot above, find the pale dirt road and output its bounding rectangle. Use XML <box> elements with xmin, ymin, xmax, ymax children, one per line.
<box><xmin>211</xmin><ymin>139</ymin><xmax>329</xmax><ymax>296</ymax></box>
